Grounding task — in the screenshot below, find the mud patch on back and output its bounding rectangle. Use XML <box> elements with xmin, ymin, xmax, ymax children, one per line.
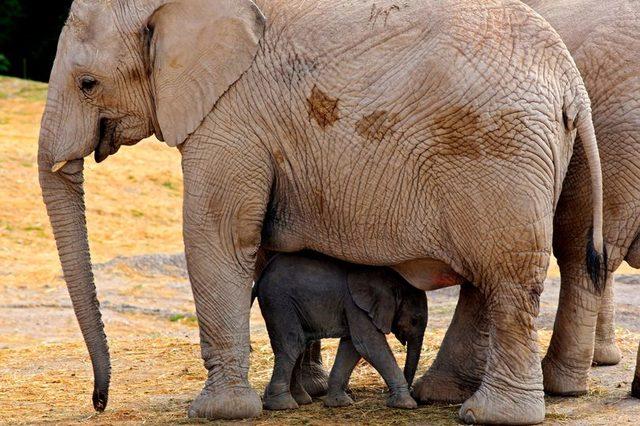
<box><xmin>356</xmin><ymin>110</ymin><xmax>401</xmax><ymax>142</ymax></box>
<box><xmin>307</xmin><ymin>86</ymin><xmax>340</xmax><ymax>129</ymax></box>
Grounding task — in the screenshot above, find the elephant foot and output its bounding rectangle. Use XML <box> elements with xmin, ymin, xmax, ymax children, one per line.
<box><xmin>541</xmin><ymin>356</ymin><xmax>588</xmax><ymax>396</ymax></box>
<box><xmin>324</xmin><ymin>390</ymin><xmax>354</xmax><ymax>407</ymax></box>
<box><xmin>188</xmin><ymin>386</ymin><xmax>262</xmax><ymax>420</ymax></box>
<box><xmin>263</xmin><ymin>390</ymin><xmax>299</xmax><ymax>411</ymax></box>
<box><xmin>592</xmin><ymin>341</ymin><xmax>622</xmax><ymax>366</ymax></box>
<box><xmin>291</xmin><ymin>384</ymin><xmax>313</xmax><ymax>406</ymax></box>
<box><xmin>386</xmin><ymin>390</ymin><xmax>417</xmax><ymax>410</ymax></box>
<box><xmin>297</xmin><ymin>362</ymin><xmax>329</xmax><ymax>397</ymax></box>
<box><xmin>632</xmin><ymin>376</ymin><xmax>640</xmax><ymax>398</ymax></box>
<box><xmin>459</xmin><ymin>384</ymin><xmax>545</xmax><ymax>425</ymax></box>
<box><xmin>412</xmin><ymin>367</ymin><xmax>479</xmax><ymax>404</ymax></box>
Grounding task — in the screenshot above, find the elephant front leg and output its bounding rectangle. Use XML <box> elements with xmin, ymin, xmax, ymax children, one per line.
<box><xmin>459</xmin><ymin>279</ymin><xmax>545</xmax><ymax>425</ymax></box>
<box><xmin>542</xmin><ymin>263</ymin><xmax>602</xmax><ymax>396</ymax></box>
<box><xmin>345</xmin><ymin>302</ymin><xmax>416</xmax><ymax>409</ymax></box>
<box><xmin>186</xmin><ymin>250</ymin><xmax>262</xmax><ymax>419</ymax></box>
<box><xmin>183</xmin><ymin>173</ymin><xmax>271</xmax><ymax>419</ymax></box>
<box><xmin>185</xmin><ymin>238</ymin><xmax>263</xmax><ymax>419</ymax></box>
<box><xmin>593</xmin><ymin>275</ymin><xmax>621</xmax><ymax>366</ymax></box>
<box><xmin>413</xmin><ymin>282</ymin><xmax>489</xmax><ymax>404</ymax></box>
<box><xmin>324</xmin><ymin>337</ymin><xmax>361</xmax><ymax>407</ymax></box>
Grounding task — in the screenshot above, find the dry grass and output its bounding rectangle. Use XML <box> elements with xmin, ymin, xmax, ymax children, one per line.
<box><xmin>0</xmin><ymin>332</ymin><xmax>461</xmax><ymax>425</ymax></box>
<box><xmin>1</xmin><ymin>325</ymin><xmax>638</xmax><ymax>425</ymax></box>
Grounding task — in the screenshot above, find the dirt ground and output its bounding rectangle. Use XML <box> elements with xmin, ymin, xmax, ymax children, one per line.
<box><xmin>1</xmin><ymin>76</ymin><xmax>639</xmax><ymax>424</ymax></box>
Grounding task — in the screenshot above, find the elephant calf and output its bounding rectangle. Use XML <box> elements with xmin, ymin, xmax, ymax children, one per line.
<box><xmin>253</xmin><ymin>252</ymin><xmax>427</xmax><ymax>410</ymax></box>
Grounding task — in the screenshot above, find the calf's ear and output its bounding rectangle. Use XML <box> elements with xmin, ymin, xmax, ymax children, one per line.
<box><xmin>347</xmin><ymin>268</ymin><xmax>400</xmax><ymax>334</ymax></box>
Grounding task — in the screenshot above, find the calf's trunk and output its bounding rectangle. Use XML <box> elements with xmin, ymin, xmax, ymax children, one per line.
<box><xmin>404</xmin><ymin>334</ymin><xmax>423</xmax><ymax>387</ymax></box>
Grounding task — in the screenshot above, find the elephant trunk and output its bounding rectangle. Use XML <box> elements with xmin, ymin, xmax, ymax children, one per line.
<box><xmin>633</xmin><ymin>344</ymin><xmax>640</xmax><ymax>398</ymax></box>
<box><xmin>38</xmin><ymin>149</ymin><xmax>110</xmax><ymax>412</ymax></box>
<box><xmin>403</xmin><ymin>333</ymin><xmax>423</xmax><ymax>387</ymax></box>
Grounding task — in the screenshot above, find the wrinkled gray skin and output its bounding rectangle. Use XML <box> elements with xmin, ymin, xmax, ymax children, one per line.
<box><xmin>38</xmin><ymin>0</ymin><xmax>606</xmax><ymax>423</ymax></box>
<box><xmin>253</xmin><ymin>252</ymin><xmax>427</xmax><ymax>410</ymax></box>
<box><xmin>417</xmin><ymin>0</ymin><xmax>640</xmax><ymax>403</ymax></box>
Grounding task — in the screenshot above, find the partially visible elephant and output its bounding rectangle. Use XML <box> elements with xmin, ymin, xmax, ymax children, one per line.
<box><xmin>634</xmin><ymin>347</ymin><xmax>640</xmax><ymax>398</ymax></box>
<box><xmin>253</xmin><ymin>252</ymin><xmax>427</xmax><ymax>410</ymax></box>
<box><xmin>415</xmin><ymin>0</ymin><xmax>640</xmax><ymax>402</ymax></box>
<box><xmin>38</xmin><ymin>0</ymin><xmax>606</xmax><ymax>423</ymax></box>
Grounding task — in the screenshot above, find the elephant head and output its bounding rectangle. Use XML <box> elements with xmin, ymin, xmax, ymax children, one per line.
<box><xmin>38</xmin><ymin>0</ymin><xmax>265</xmax><ymax>411</ymax></box>
<box><xmin>347</xmin><ymin>268</ymin><xmax>428</xmax><ymax>387</ymax></box>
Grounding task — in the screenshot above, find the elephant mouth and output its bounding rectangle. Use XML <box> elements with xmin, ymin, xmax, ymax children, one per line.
<box><xmin>95</xmin><ymin>118</ymin><xmax>118</xmax><ymax>163</ymax></box>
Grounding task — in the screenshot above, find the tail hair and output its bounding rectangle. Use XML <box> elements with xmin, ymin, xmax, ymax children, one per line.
<box><xmin>249</xmin><ymin>281</ymin><xmax>260</xmax><ymax>353</ymax></box>
<box><xmin>251</xmin><ymin>282</ymin><xmax>258</xmax><ymax>308</ymax></box>
<box><xmin>586</xmin><ymin>227</ymin><xmax>608</xmax><ymax>294</ymax></box>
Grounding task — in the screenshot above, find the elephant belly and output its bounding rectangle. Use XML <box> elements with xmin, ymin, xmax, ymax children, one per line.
<box><xmin>392</xmin><ymin>258</ymin><xmax>465</xmax><ymax>291</ymax></box>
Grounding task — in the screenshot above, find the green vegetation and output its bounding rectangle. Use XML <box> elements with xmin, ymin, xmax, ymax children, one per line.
<box><xmin>169</xmin><ymin>313</ymin><xmax>185</xmax><ymax>322</ymax></box>
<box><xmin>0</xmin><ymin>0</ymin><xmax>72</xmax><ymax>81</ymax></box>
<box><xmin>162</xmin><ymin>180</ymin><xmax>178</xmax><ymax>191</ymax></box>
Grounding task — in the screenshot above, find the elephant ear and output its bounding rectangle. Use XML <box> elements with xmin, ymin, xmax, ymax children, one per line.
<box><xmin>146</xmin><ymin>0</ymin><xmax>265</xmax><ymax>147</ymax></box>
<box><xmin>347</xmin><ymin>268</ymin><xmax>399</xmax><ymax>334</ymax></box>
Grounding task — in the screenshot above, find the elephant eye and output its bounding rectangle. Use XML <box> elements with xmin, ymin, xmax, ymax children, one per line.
<box><xmin>79</xmin><ymin>75</ymin><xmax>99</xmax><ymax>94</ymax></box>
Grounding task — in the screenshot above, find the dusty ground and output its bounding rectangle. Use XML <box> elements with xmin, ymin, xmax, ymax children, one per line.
<box><xmin>1</xmin><ymin>76</ymin><xmax>639</xmax><ymax>424</ymax></box>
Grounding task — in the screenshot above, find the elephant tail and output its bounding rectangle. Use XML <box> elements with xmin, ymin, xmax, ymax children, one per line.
<box><xmin>251</xmin><ymin>281</ymin><xmax>259</xmax><ymax>308</ymax></box>
<box><xmin>568</xmin><ymin>94</ymin><xmax>607</xmax><ymax>293</ymax></box>
<box><xmin>249</xmin><ymin>280</ymin><xmax>260</xmax><ymax>353</ymax></box>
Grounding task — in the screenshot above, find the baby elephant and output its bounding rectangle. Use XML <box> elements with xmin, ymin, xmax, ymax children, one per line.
<box><xmin>254</xmin><ymin>252</ymin><xmax>428</xmax><ymax>410</ymax></box>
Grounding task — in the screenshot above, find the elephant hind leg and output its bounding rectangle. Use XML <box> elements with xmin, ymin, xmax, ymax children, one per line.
<box><xmin>262</xmin><ymin>312</ymin><xmax>306</xmax><ymax>410</ymax></box>
<box><xmin>593</xmin><ymin>275</ymin><xmax>621</xmax><ymax>366</ymax></box>
<box><xmin>296</xmin><ymin>340</ymin><xmax>329</xmax><ymax>397</ymax></box>
<box><xmin>263</xmin><ymin>342</ymin><xmax>306</xmax><ymax>410</ymax></box>
<box><xmin>412</xmin><ymin>282</ymin><xmax>488</xmax><ymax>404</ymax></box>
<box><xmin>289</xmin><ymin>356</ymin><xmax>313</xmax><ymax>405</ymax></box>
<box><xmin>459</xmin><ymin>272</ymin><xmax>545</xmax><ymax>425</ymax></box>
<box><xmin>542</xmin><ymin>260</ymin><xmax>603</xmax><ymax>396</ymax></box>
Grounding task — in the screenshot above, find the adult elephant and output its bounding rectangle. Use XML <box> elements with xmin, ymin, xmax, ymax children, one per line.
<box><xmin>38</xmin><ymin>0</ymin><xmax>605</xmax><ymax>423</ymax></box>
<box><xmin>416</xmin><ymin>0</ymin><xmax>640</xmax><ymax>402</ymax></box>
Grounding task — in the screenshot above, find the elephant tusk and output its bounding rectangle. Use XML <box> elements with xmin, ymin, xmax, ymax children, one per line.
<box><xmin>52</xmin><ymin>161</ymin><xmax>68</xmax><ymax>173</ymax></box>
